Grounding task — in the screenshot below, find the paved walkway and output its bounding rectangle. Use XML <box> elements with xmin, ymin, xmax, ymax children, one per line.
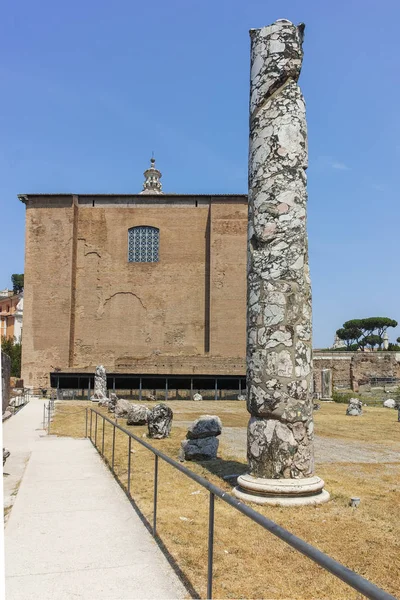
<box><xmin>3</xmin><ymin>398</ymin><xmax>47</xmax><ymax>517</ymax></box>
<box><xmin>4</xmin><ymin>400</ymin><xmax>187</xmax><ymax>599</ymax></box>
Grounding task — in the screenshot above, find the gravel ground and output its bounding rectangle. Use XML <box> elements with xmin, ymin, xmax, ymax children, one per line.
<box><xmin>221</xmin><ymin>427</ymin><xmax>400</xmax><ymax>464</ymax></box>
<box><xmin>174</xmin><ymin>421</ymin><xmax>400</xmax><ymax>464</ymax></box>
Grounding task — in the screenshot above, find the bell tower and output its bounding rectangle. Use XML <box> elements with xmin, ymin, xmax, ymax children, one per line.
<box><xmin>140</xmin><ymin>156</ymin><xmax>163</xmax><ymax>195</ymax></box>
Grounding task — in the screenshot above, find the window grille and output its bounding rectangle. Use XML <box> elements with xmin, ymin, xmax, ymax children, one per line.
<box><xmin>128</xmin><ymin>226</ymin><xmax>159</xmax><ymax>263</ymax></box>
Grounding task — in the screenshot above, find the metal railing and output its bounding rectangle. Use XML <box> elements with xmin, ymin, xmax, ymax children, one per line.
<box><xmin>85</xmin><ymin>407</ymin><xmax>396</xmax><ymax>600</ymax></box>
<box><xmin>43</xmin><ymin>399</ymin><xmax>55</xmax><ymax>431</ymax></box>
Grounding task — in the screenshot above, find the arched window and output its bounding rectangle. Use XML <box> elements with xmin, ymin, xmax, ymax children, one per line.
<box><xmin>128</xmin><ymin>226</ymin><xmax>159</xmax><ymax>263</ymax></box>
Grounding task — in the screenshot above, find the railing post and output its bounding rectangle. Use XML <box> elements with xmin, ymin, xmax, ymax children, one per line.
<box><xmin>102</xmin><ymin>416</ymin><xmax>105</xmax><ymax>456</ymax></box>
<box><xmin>85</xmin><ymin>408</ymin><xmax>88</xmax><ymax>438</ymax></box>
<box><xmin>207</xmin><ymin>492</ymin><xmax>215</xmax><ymax>600</ymax></box>
<box><xmin>153</xmin><ymin>454</ymin><xmax>158</xmax><ymax>537</ymax></box>
<box><xmin>127</xmin><ymin>436</ymin><xmax>132</xmax><ymax>496</ymax></box>
<box><xmin>112</xmin><ymin>424</ymin><xmax>116</xmax><ymax>472</ymax></box>
<box><xmin>43</xmin><ymin>403</ymin><xmax>46</xmax><ymax>430</ymax></box>
<box><xmin>90</xmin><ymin>410</ymin><xmax>93</xmax><ymax>441</ymax></box>
<box><xmin>48</xmin><ymin>402</ymin><xmax>51</xmax><ymax>435</ymax></box>
<box><xmin>94</xmin><ymin>411</ymin><xmax>98</xmax><ymax>447</ymax></box>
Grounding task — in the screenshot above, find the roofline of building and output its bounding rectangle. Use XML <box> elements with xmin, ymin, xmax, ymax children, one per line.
<box><xmin>18</xmin><ymin>193</ymin><xmax>248</xmax><ymax>201</ymax></box>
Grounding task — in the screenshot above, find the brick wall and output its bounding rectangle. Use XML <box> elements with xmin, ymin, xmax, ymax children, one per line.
<box><xmin>21</xmin><ymin>195</ymin><xmax>248</xmax><ymax>387</ymax></box>
<box><xmin>313</xmin><ymin>350</ymin><xmax>400</xmax><ymax>391</ymax></box>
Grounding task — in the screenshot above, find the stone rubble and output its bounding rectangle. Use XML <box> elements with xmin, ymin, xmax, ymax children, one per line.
<box><xmin>383</xmin><ymin>399</ymin><xmax>396</xmax><ymax>409</ymax></box>
<box><xmin>180</xmin><ymin>415</ymin><xmax>222</xmax><ymax>461</ymax></box>
<box><xmin>186</xmin><ymin>415</ymin><xmax>222</xmax><ymax>439</ymax></box>
<box><xmin>127</xmin><ymin>404</ymin><xmax>151</xmax><ymax>426</ymax></box>
<box><xmin>147</xmin><ymin>404</ymin><xmax>173</xmax><ymax>439</ymax></box>
<box><xmin>107</xmin><ymin>393</ymin><xmax>119</xmax><ymax>413</ymax></box>
<box><xmin>114</xmin><ymin>399</ymin><xmax>133</xmax><ymax>418</ymax></box>
<box><xmin>346</xmin><ymin>398</ymin><xmax>363</xmax><ymax>416</ymax></box>
<box><xmin>193</xmin><ymin>393</ymin><xmax>203</xmax><ymax>401</ymax></box>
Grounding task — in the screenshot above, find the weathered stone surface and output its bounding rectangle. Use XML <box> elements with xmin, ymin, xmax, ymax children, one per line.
<box><xmin>127</xmin><ymin>404</ymin><xmax>151</xmax><ymax>425</ymax></box>
<box><xmin>2</xmin><ymin>411</ymin><xmax>12</xmax><ymax>422</ymax></box>
<box><xmin>187</xmin><ymin>415</ymin><xmax>222</xmax><ymax>439</ymax></box>
<box><xmin>114</xmin><ymin>399</ymin><xmax>132</xmax><ymax>418</ymax></box>
<box><xmin>107</xmin><ymin>393</ymin><xmax>119</xmax><ymax>412</ymax></box>
<box><xmin>180</xmin><ymin>437</ymin><xmax>219</xmax><ymax>461</ymax></box>
<box><xmin>94</xmin><ymin>365</ymin><xmax>107</xmax><ymax>398</ymax></box>
<box><xmin>148</xmin><ymin>404</ymin><xmax>173</xmax><ymax>439</ymax></box>
<box><xmin>247</xmin><ymin>416</ymin><xmax>314</xmax><ymax>478</ymax></box>
<box><xmin>383</xmin><ymin>399</ymin><xmax>396</xmax><ymax>408</ymax></box>
<box><xmin>321</xmin><ymin>369</ymin><xmax>332</xmax><ymax>399</ymax></box>
<box><xmin>3</xmin><ymin>447</ymin><xmax>10</xmax><ymax>466</ymax></box>
<box><xmin>193</xmin><ymin>393</ymin><xmax>202</xmax><ymax>402</ymax></box>
<box><xmin>346</xmin><ymin>398</ymin><xmax>363</xmax><ymax>416</ymax></box>
<box><xmin>245</xmin><ymin>20</ymin><xmax>315</xmax><ymax>480</ymax></box>
<box><xmin>91</xmin><ymin>390</ymin><xmax>107</xmax><ymax>403</ymax></box>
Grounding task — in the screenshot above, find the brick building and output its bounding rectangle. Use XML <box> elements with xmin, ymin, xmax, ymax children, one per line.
<box><xmin>0</xmin><ymin>290</ymin><xmax>23</xmax><ymax>342</ymax></box>
<box><xmin>19</xmin><ymin>159</ymin><xmax>248</xmax><ymax>392</ymax></box>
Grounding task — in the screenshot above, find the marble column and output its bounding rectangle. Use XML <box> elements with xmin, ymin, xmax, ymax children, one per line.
<box><xmin>234</xmin><ymin>20</ymin><xmax>329</xmax><ymax>506</ymax></box>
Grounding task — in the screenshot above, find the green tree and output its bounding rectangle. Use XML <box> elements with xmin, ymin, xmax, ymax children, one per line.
<box><xmin>11</xmin><ymin>274</ymin><xmax>24</xmax><ymax>294</ymax></box>
<box><xmin>336</xmin><ymin>326</ymin><xmax>362</xmax><ymax>348</ymax></box>
<box><xmin>337</xmin><ymin>317</ymin><xmax>398</xmax><ymax>351</ymax></box>
<box><xmin>1</xmin><ymin>337</ymin><xmax>22</xmax><ymax>377</ymax></box>
<box><xmin>359</xmin><ymin>334</ymin><xmax>382</xmax><ymax>351</ymax></box>
<box><xmin>397</xmin><ymin>337</ymin><xmax>400</xmax><ymax>344</ymax></box>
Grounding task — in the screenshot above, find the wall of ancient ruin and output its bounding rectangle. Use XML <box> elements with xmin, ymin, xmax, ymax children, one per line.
<box><xmin>313</xmin><ymin>350</ymin><xmax>400</xmax><ymax>391</ymax></box>
<box><xmin>21</xmin><ymin>197</ymin><xmax>75</xmax><ymax>387</ymax></box>
<box><xmin>21</xmin><ymin>195</ymin><xmax>247</xmax><ymax>387</ymax></box>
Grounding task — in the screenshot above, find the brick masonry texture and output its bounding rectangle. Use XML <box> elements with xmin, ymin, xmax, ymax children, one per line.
<box><xmin>20</xmin><ymin>195</ymin><xmax>247</xmax><ymax>387</ymax></box>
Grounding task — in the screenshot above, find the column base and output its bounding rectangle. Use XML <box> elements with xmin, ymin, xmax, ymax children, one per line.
<box><xmin>233</xmin><ymin>474</ymin><xmax>330</xmax><ymax>507</ymax></box>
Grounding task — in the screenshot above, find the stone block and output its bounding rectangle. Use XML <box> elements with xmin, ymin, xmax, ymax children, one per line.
<box><xmin>126</xmin><ymin>404</ymin><xmax>150</xmax><ymax>425</ymax></box>
<box><xmin>186</xmin><ymin>415</ymin><xmax>222</xmax><ymax>439</ymax></box>
<box><xmin>180</xmin><ymin>437</ymin><xmax>219</xmax><ymax>461</ymax></box>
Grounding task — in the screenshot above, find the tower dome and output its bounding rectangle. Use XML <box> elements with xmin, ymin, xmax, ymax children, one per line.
<box><xmin>140</xmin><ymin>156</ymin><xmax>163</xmax><ymax>195</ymax></box>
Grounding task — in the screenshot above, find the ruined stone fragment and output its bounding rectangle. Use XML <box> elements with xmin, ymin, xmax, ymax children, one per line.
<box><xmin>148</xmin><ymin>404</ymin><xmax>173</xmax><ymax>439</ymax></box>
<box><xmin>346</xmin><ymin>398</ymin><xmax>363</xmax><ymax>416</ymax></box>
<box><xmin>114</xmin><ymin>399</ymin><xmax>132</xmax><ymax>418</ymax></box>
<box><xmin>127</xmin><ymin>404</ymin><xmax>151</xmax><ymax>425</ymax></box>
<box><xmin>186</xmin><ymin>415</ymin><xmax>222</xmax><ymax>439</ymax></box>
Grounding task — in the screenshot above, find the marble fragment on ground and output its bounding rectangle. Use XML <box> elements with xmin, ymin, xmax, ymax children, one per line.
<box><xmin>180</xmin><ymin>415</ymin><xmax>222</xmax><ymax>460</ymax></box>
<box><xmin>91</xmin><ymin>365</ymin><xmax>107</xmax><ymax>402</ymax></box>
<box><xmin>346</xmin><ymin>398</ymin><xmax>363</xmax><ymax>416</ymax></box>
<box><xmin>148</xmin><ymin>404</ymin><xmax>173</xmax><ymax>439</ymax></box>
<box><xmin>127</xmin><ymin>404</ymin><xmax>151</xmax><ymax>425</ymax></box>
<box><xmin>115</xmin><ymin>399</ymin><xmax>133</xmax><ymax>418</ymax></box>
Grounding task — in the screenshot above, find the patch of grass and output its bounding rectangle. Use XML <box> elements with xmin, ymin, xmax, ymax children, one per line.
<box><xmin>51</xmin><ymin>400</ymin><xmax>400</xmax><ymax>599</ymax></box>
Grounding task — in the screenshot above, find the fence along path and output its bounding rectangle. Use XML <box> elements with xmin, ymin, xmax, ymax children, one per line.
<box><xmin>87</xmin><ymin>406</ymin><xmax>398</xmax><ymax>600</ymax></box>
<box><xmin>4</xmin><ymin>401</ymin><xmax>186</xmax><ymax>600</ymax></box>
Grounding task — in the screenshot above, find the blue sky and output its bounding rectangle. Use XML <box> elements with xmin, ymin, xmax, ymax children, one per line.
<box><xmin>1</xmin><ymin>0</ymin><xmax>399</xmax><ymax>347</ymax></box>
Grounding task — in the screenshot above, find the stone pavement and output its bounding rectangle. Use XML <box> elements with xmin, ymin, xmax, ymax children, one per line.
<box><xmin>3</xmin><ymin>397</ymin><xmax>47</xmax><ymax>518</ymax></box>
<box><xmin>4</xmin><ymin>400</ymin><xmax>187</xmax><ymax>599</ymax></box>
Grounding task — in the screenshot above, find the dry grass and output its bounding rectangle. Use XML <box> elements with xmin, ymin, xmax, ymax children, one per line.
<box><xmin>51</xmin><ymin>401</ymin><xmax>400</xmax><ymax>599</ymax></box>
